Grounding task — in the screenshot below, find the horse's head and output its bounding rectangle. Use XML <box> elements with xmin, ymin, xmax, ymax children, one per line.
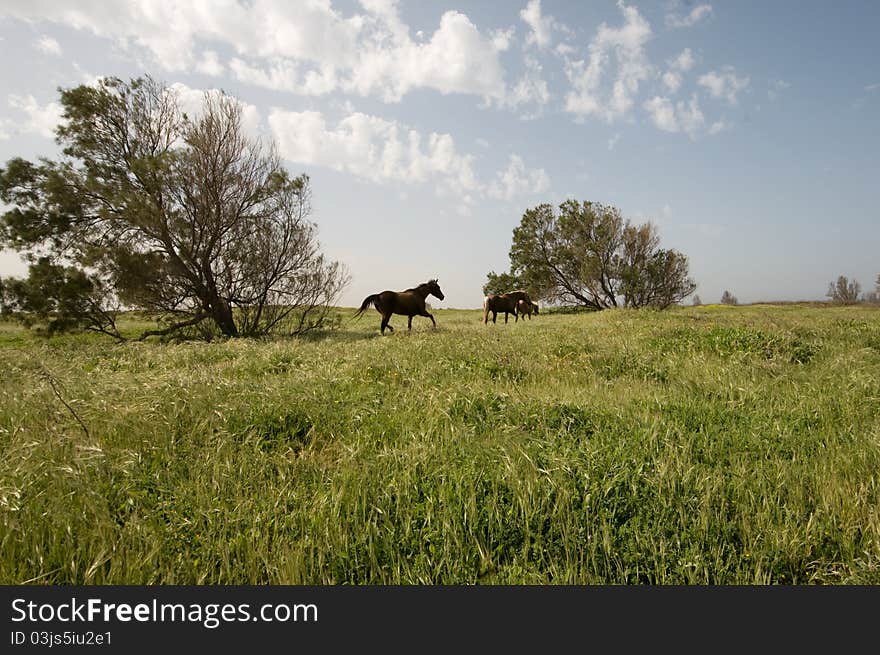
<box><xmin>427</xmin><ymin>278</ymin><xmax>445</xmax><ymax>301</ymax></box>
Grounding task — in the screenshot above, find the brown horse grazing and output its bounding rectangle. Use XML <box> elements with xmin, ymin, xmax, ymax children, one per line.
<box><xmin>517</xmin><ymin>298</ymin><xmax>539</xmax><ymax>319</ymax></box>
<box><xmin>483</xmin><ymin>290</ymin><xmax>532</xmax><ymax>324</ymax></box>
<box><xmin>354</xmin><ymin>279</ymin><xmax>445</xmax><ymax>334</ymax></box>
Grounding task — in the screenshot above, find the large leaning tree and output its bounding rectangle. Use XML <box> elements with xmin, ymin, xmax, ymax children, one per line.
<box><xmin>492</xmin><ymin>199</ymin><xmax>696</xmax><ymax>310</ymax></box>
<box><xmin>0</xmin><ymin>76</ymin><xmax>348</xmax><ymax>340</ymax></box>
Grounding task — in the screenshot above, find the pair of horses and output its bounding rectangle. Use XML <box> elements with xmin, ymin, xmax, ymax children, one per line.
<box><xmin>483</xmin><ymin>290</ymin><xmax>538</xmax><ymax>324</ymax></box>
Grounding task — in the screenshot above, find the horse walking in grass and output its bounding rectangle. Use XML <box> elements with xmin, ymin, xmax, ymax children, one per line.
<box><xmin>517</xmin><ymin>298</ymin><xmax>539</xmax><ymax>319</ymax></box>
<box><xmin>354</xmin><ymin>279</ymin><xmax>445</xmax><ymax>334</ymax></box>
<box><xmin>483</xmin><ymin>290</ymin><xmax>532</xmax><ymax>324</ymax></box>
<box><xmin>483</xmin><ymin>294</ymin><xmax>517</xmax><ymax>324</ymax></box>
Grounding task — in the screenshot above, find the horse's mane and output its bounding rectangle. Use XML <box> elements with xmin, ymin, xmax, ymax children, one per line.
<box><xmin>406</xmin><ymin>279</ymin><xmax>437</xmax><ymax>293</ymax></box>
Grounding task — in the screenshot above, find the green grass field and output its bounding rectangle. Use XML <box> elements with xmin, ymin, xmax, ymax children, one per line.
<box><xmin>1</xmin><ymin>303</ymin><xmax>879</xmax><ymax>584</ymax></box>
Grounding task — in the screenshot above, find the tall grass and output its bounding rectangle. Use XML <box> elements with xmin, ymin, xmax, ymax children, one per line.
<box><xmin>1</xmin><ymin>304</ymin><xmax>879</xmax><ymax>583</ymax></box>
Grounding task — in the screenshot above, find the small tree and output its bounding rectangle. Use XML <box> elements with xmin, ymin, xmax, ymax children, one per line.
<box><xmin>506</xmin><ymin>200</ymin><xmax>695</xmax><ymax>310</ymax></box>
<box><xmin>692</xmin><ymin>294</ymin><xmax>702</xmax><ymax>306</ymax></box>
<box><xmin>826</xmin><ymin>275</ymin><xmax>861</xmax><ymax>305</ymax></box>
<box><xmin>720</xmin><ymin>290</ymin><xmax>738</xmax><ymax>305</ymax></box>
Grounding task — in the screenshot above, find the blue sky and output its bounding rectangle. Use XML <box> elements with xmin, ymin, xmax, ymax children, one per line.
<box><xmin>0</xmin><ymin>0</ymin><xmax>877</xmax><ymax>308</ymax></box>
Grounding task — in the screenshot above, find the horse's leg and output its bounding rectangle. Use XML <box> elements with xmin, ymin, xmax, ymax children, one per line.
<box><xmin>419</xmin><ymin>309</ymin><xmax>436</xmax><ymax>328</ymax></box>
<box><xmin>407</xmin><ymin>315</ymin><xmax>413</xmax><ymax>331</ymax></box>
<box><xmin>381</xmin><ymin>312</ymin><xmax>393</xmax><ymax>334</ymax></box>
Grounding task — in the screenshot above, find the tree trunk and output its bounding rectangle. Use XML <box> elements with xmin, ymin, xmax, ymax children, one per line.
<box><xmin>210</xmin><ymin>297</ymin><xmax>238</xmax><ymax>336</ymax></box>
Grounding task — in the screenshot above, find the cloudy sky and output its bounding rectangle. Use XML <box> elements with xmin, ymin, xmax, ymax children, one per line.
<box><xmin>1</xmin><ymin>0</ymin><xmax>878</xmax><ymax>308</ymax></box>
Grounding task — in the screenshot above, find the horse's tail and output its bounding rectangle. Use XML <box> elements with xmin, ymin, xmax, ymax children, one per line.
<box><xmin>353</xmin><ymin>293</ymin><xmax>380</xmax><ymax>320</ymax></box>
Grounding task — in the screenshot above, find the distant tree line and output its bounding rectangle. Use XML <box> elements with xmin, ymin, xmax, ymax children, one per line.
<box><xmin>485</xmin><ymin>199</ymin><xmax>696</xmax><ymax>310</ymax></box>
<box><xmin>826</xmin><ymin>274</ymin><xmax>879</xmax><ymax>305</ymax></box>
<box><xmin>720</xmin><ymin>290</ymin><xmax>738</xmax><ymax>306</ymax></box>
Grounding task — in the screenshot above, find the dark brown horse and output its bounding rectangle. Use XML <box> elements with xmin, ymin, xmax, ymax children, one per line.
<box><xmin>483</xmin><ymin>290</ymin><xmax>532</xmax><ymax>324</ymax></box>
<box><xmin>517</xmin><ymin>298</ymin><xmax>539</xmax><ymax>319</ymax></box>
<box><xmin>354</xmin><ymin>279</ymin><xmax>445</xmax><ymax>334</ymax></box>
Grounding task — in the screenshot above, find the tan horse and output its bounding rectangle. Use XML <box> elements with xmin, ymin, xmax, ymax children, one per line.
<box><xmin>483</xmin><ymin>290</ymin><xmax>532</xmax><ymax>324</ymax></box>
<box><xmin>354</xmin><ymin>279</ymin><xmax>445</xmax><ymax>334</ymax></box>
<box><xmin>517</xmin><ymin>298</ymin><xmax>539</xmax><ymax>319</ymax></box>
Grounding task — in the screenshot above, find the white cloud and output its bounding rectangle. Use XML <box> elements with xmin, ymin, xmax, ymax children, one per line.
<box><xmin>520</xmin><ymin>0</ymin><xmax>575</xmax><ymax>52</ymax></box>
<box><xmin>520</xmin><ymin>0</ymin><xmax>554</xmax><ymax>49</ymax></box>
<box><xmin>267</xmin><ymin>108</ymin><xmax>549</xmax><ymax>203</ymax></box>
<box><xmin>665</xmin><ymin>4</ymin><xmax>713</xmax><ymax>29</ymax></box>
<box><xmin>670</xmin><ymin>48</ymin><xmax>695</xmax><ymax>72</ymax></box>
<box><xmin>698</xmin><ymin>67</ymin><xmax>750</xmax><ymax>104</ymax></box>
<box><xmin>661</xmin><ymin>49</ymin><xmax>695</xmax><ymax>94</ymax></box>
<box><xmin>358</xmin><ymin>10</ymin><xmax>508</xmax><ymax>102</ymax></box>
<box><xmin>677</xmin><ymin>96</ymin><xmax>705</xmax><ymax>135</ymax></box>
<box><xmin>229</xmin><ymin>57</ymin><xmax>339</xmax><ymax>96</ymax></box>
<box><xmin>707</xmin><ymin>119</ymin><xmax>729</xmax><ymax>135</ymax></box>
<box><xmin>643</xmin><ymin>96</ymin><xmax>677</xmax><ymax>132</ymax></box>
<box><xmin>608</xmin><ymin>133</ymin><xmax>621</xmax><ymax>150</ymax></box>
<box><xmin>643</xmin><ymin>94</ymin><xmax>705</xmax><ymax>138</ymax></box>
<box><xmin>865</xmin><ymin>83</ymin><xmax>880</xmax><ymax>92</ymax></box>
<box><xmin>505</xmin><ymin>55</ymin><xmax>551</xmax><ymax>117</ymax></box>
<box><xmin>563</xmin><ymin>1</ymin><xmax>653</xmax><ymax>123</ymax></box>
<box><xmin>555</xmin><ymin>42</ymin><xmax>576</xmax><ymax>57</ymax></box>
<box><xmin>488</xmin><ymin>154</ymin><xmax>550</xmax><ymax>200</ymax></box>
<box><xmin>0</xmin><ymin>1</ymin><xmax>509</xmax><ymax>105</ymax></box>
<box><xmin>267</xmin><ymin>109</ymin><xmax>479</xmax><ymax>195</ymax></box>
<box><xmin>490</xmin><ymin>26</ymin><xmax>515</xmax><ymax>53</ymax></box>
<box><xmin>195</xmin><ymin>50</ymin><xmax>224</xmax><ymax>76</ymax></box>
<box><xmin>168</xmin><ymin>83</ymin><xmax>262</xmax><ymax>138</ymax></box>
<box><xmin>35</xmin><ymin>35</ymin><xmax>62</xmax><ymax>56</ymax></box>
<box><xmin>662</xmin><ymin>71</ymin><xmax>682</xmax><ymax>93</ymax></box>
<box><xmin>5</xmin><ymin>94</ymin><xmax>65</xmax><ymax>138</ymax></box>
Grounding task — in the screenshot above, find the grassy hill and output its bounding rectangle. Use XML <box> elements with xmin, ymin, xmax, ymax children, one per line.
<box><xmin>1</xmin><ymin>303</ymin><xmax>879</xmax><ymax>583</ymax></box>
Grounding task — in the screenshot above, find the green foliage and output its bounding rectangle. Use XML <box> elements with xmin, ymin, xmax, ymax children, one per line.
<box><xmin>0</xmin><ymin>257</ymin><xmax>119</xmax><ymax>337</ymax></box>
<box><xmin>0</xmin><ymin>75</ymin><xmax>347</xmax><ymax>340</ymax></box>
<box><xmin>507</xmin><ymin>199</ymin><xmax>695</xmax><ymax>310</ymax></box>
<box><xmin>2</xmin><ymin>304</ymin><xmax>880</xmax><ymax>584</ymax></box>
<box><xmin>650</xmin><ymin>325</ymin><xmax>819</xmax><ymax>363</ymax></box>
<box><xmin>482</xmin><ymin>270</ymin><xmax>524</xmax><ymax>297</ymax></box>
